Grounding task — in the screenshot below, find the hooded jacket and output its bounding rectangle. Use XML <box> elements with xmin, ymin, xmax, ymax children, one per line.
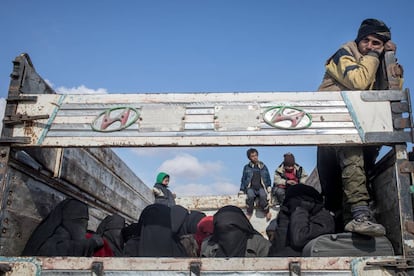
<box><xmin>274</xmin><ymin>163</ymin><xmax>308</xmax><ymax>187</ymax></box>
<box><xmin>153</xmin><ymin>172</ymin><xmax>176</xmax><ymax>207</ymax></box>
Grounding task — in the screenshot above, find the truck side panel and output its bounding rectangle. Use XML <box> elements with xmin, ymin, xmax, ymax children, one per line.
<box><xmin>0</xmin><ymin>147</ymin><xmax>154</xmax><ymax>256</ymax></box>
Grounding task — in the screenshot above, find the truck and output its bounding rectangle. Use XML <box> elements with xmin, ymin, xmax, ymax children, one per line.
<box><xmin>0</xmin><ymin>53</ymin><xmax>413</xmax><ymax>275</ymax></box>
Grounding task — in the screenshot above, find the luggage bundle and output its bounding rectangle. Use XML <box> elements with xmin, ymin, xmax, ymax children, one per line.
<box><xmin>302</xmin><ymin>232</ymin><xmax>394</xmax><ymax>257</ymax></box>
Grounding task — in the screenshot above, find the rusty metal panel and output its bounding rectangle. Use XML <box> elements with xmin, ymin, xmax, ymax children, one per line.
<box><xmin>31</xmin><ymin>256</ymin><xmax>402</xmax><ymax>275</ymax></box>
<box><xmin>370</xmin><ymin>144</ymin><xmax>414</xmax><ymax>256</ymax></box>
<box><xmin>139</xmin><ymin>105</ymin><xmax>185</xmax><ymax>132</ymax></box>
<box><xmin>0</xmin><ymin>257</ymin><xmax>41</xmax><ymax>276</ymax></box>
<box><xmin>59</xmin><ymin>148</ymin><xmax>153</xmax><ymax>220</ymax></box>
<box><xmin>214</xmin><ymin>105</ymin><xmax>260</xmax><ymax>131</ymax></box>
<box><xmin>8</xmin><ymin>90</ymin><xmax>407</xmax><ymax>147</ymax></box>
<box><xmin>0</xmin><ymin>166</ymin><xmax>66</xmax><ymax>256</ymax></box>
<box><xmin>0</xmin><ymin>147</ymin><xmax>154</xmax><ymax>256</ymax></box>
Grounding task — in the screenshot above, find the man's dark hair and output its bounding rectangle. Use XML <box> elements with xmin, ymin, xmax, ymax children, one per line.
<box><xmin>246</xmin><ymin>148</ymin><xmax>258</xmax><ymax>158</ymax></box>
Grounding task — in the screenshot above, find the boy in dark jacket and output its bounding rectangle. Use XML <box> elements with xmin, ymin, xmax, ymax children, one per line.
<box><xmin>153</xmin><ymin>172</ymin><xmax>176</xmax><ymax>207</ymax></box>
<box><xmin>239</xmin><ymin>148</ymin><xmax>272</xmax><ymax>220</ymax></box>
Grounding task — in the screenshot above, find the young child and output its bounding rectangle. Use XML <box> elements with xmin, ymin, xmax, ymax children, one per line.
<box><xmin>152</xmin><ymin>172</ymin><xmax>176</xmax><ymax>207</ymax></box>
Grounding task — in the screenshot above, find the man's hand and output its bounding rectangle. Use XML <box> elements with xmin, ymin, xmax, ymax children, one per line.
<box><xmin>384</xmin><ymin>40</ymin><xmax>397</xmax><ymax>52</ymax></box>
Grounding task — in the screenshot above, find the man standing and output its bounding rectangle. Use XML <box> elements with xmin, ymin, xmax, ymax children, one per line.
<box><xmin>317</xmin><ymin>19</ymin><xmax>403</xmax><ymax>236</ymax></box>
<box><xmin>239</xmin><ymin>148</ymin><xmax>272</xmax><ymax>220</ymax></box>
<box><xmin>273</xmin><ymin>152</ymin><xmax>308</xmax><ymax>206</ymax></box>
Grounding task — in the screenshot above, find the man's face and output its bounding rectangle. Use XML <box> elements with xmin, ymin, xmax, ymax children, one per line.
<box><xmin>357</xmin><ymin>35</ymin><xmax>384</xmax><ymax>55</ymax></box>
<box><xmin>248</xmin><ymin>152</ymin><xmax>259</xmax><ymax>164</ymax></box>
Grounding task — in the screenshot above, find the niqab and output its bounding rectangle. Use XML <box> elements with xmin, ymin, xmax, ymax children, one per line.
<box><xmin>211</xmin><ymin>205</ymin><xmax>257</xmax><ymax>257</ymax></box>
<box><xmin>138</xmin><ymin>204</ymin><xmax>187</xmax><ymax>257</ymax></box>
<box><xmin>96</xmin><ymin>214</ymin><xmax>125</xmax><ymax>256</ymax></box>
<box><xmin>22</xmin><ymin>198</ymin><xmax>94</xmax><ymax>256</ymax></box>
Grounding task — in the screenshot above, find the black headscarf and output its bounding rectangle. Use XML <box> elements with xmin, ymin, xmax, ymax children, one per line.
<box><xmin>172</xmin><ymin>206</ymin><xmax>206</xmax><ymax>236</ymax></box>
<box><xmin>170</xmin><ymin>205</ymin><xmax>189</xmax><ymax>236</ymax></box>
<box><xmin>210</xmin><ymin>205</ymin><xmax>257</xmax><ymax>257</ymax></box>
<box><xmin>283</xmin><ymin>184</ymin><xmax>324</xmax><ymax>214</ymax></box>
<box><xmin>186</xmin><ymin>210</ymin><xmax>206</xmax><ymax>234</ymax></box>
<box><xmin>137</xmin><ymin>204</ymin><xmax>187</xmax><ymax>257</ymax></box>
<box><xmin>355</xmin><ymin>18</ymin><xmax>391</xmax><ymax>43</ymax></box>
<box><xmin>22</xmin><ymin>198</ymin><xmax>92</xmax><ymax>256</ymax></box>
<box><xmin>96</xmin><ymin>214</ymin><xmax>125</xmax><ymax>256</ymax></box>
<box><xmin>121</xmin><ymin>222</ymin><xmax>141</xmax><ymax>257</ymax></box>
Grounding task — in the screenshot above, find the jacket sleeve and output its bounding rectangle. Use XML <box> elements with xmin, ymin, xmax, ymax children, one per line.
<box><xmin>325</xmin><ymin>47</ymin><xmax>380</xmax><ymax>90</ymax></box>
<box><xmin>240</xmin><ymin>165</ymin><xmax>248</xmax><ymax>192</ymax></box>
<box><xmin>298</xmin><ymin>166</ymin><xmax>309</xmax><ymax>184</ymax></box>
<box><xmin>273</xmin><ymin>167</ymin><xmax>286</xmax><ymax>186</ymax></box>
<box><xmin>263</xmin><ymin>165</ymin><xmax>272</xmax><ymax>188</ymax></box>
<box><xmin>288</xmin><ymin>207</ymin><xmax>335</xmax><ymax>250</ymax></box>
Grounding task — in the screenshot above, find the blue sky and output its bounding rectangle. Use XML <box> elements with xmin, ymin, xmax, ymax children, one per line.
<box><xmin>0</xmin><ymin>1</ymin><xmax>413</xmax><ymax>196</ymax></box>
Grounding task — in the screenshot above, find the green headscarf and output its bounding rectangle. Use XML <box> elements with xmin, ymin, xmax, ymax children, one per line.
<box><xmin>156</xmin><ymin>172</ymin><xmax>169</xmax><ymax>184</ymax></box>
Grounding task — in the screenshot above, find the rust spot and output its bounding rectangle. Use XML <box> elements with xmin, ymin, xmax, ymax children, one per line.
<box><xmin>406</xmin><ymin>220</ymin><xmax>414</xmax><ymax>235</ymax></box>
<box><xmin>23</xmin><ymin>121</ymin><xmax>38</xmax><ymax>141</ymax></box>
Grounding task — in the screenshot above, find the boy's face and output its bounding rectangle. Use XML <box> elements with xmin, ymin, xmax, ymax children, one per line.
<box><xmin>285</xmin><ymin>165</ymin><xmax>294</xmax><ymax>172</ymax></box>
<box><xmin>248</xmin><ymin>152</ymin><xmax>259</xmax><ymax>164</ymax></box>
<box><xmin>162</xmin><ymin>177</ymin><xmax>170</xmax><ymax>186</ymax></box>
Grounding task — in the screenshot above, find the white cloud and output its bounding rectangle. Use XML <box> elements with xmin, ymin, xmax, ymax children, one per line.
<box><xmin>56</xmin><ymin>85</ymin><xmax>108</xmax><ymax>94</ymax></box>
<box><xmin>158</xmin><ymin>153</ymin><xmax>223</xmax><ymax>180</ymax></box>
<box><xmin>44</xmin><ymin>80</ymin><xmax>108</xmax><ymax>95</ymax></box>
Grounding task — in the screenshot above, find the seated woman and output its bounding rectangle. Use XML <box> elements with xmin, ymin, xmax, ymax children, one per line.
<box><xmin>90</xmin><ymin>214</ymin><xmax>125</xmax><ymax>257</ymax></box>
<box><xmin>201</xmin><ymin>205</ymin><xmax>271</xmax><ymax>257</ymax></box>
<box><xmin>137</xmin><ymin>204</ymin><xmax>188</xmax><ymax>257</ymax></box>
<box><xmin>22</xmin><ymin>198</ymin><xmax>103</xmax><ymax>256</ymax></box>
<box><xmin>268</xmin><ymin>184</ymin><xmax>335</xmax><ymax>256</ymax></box>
